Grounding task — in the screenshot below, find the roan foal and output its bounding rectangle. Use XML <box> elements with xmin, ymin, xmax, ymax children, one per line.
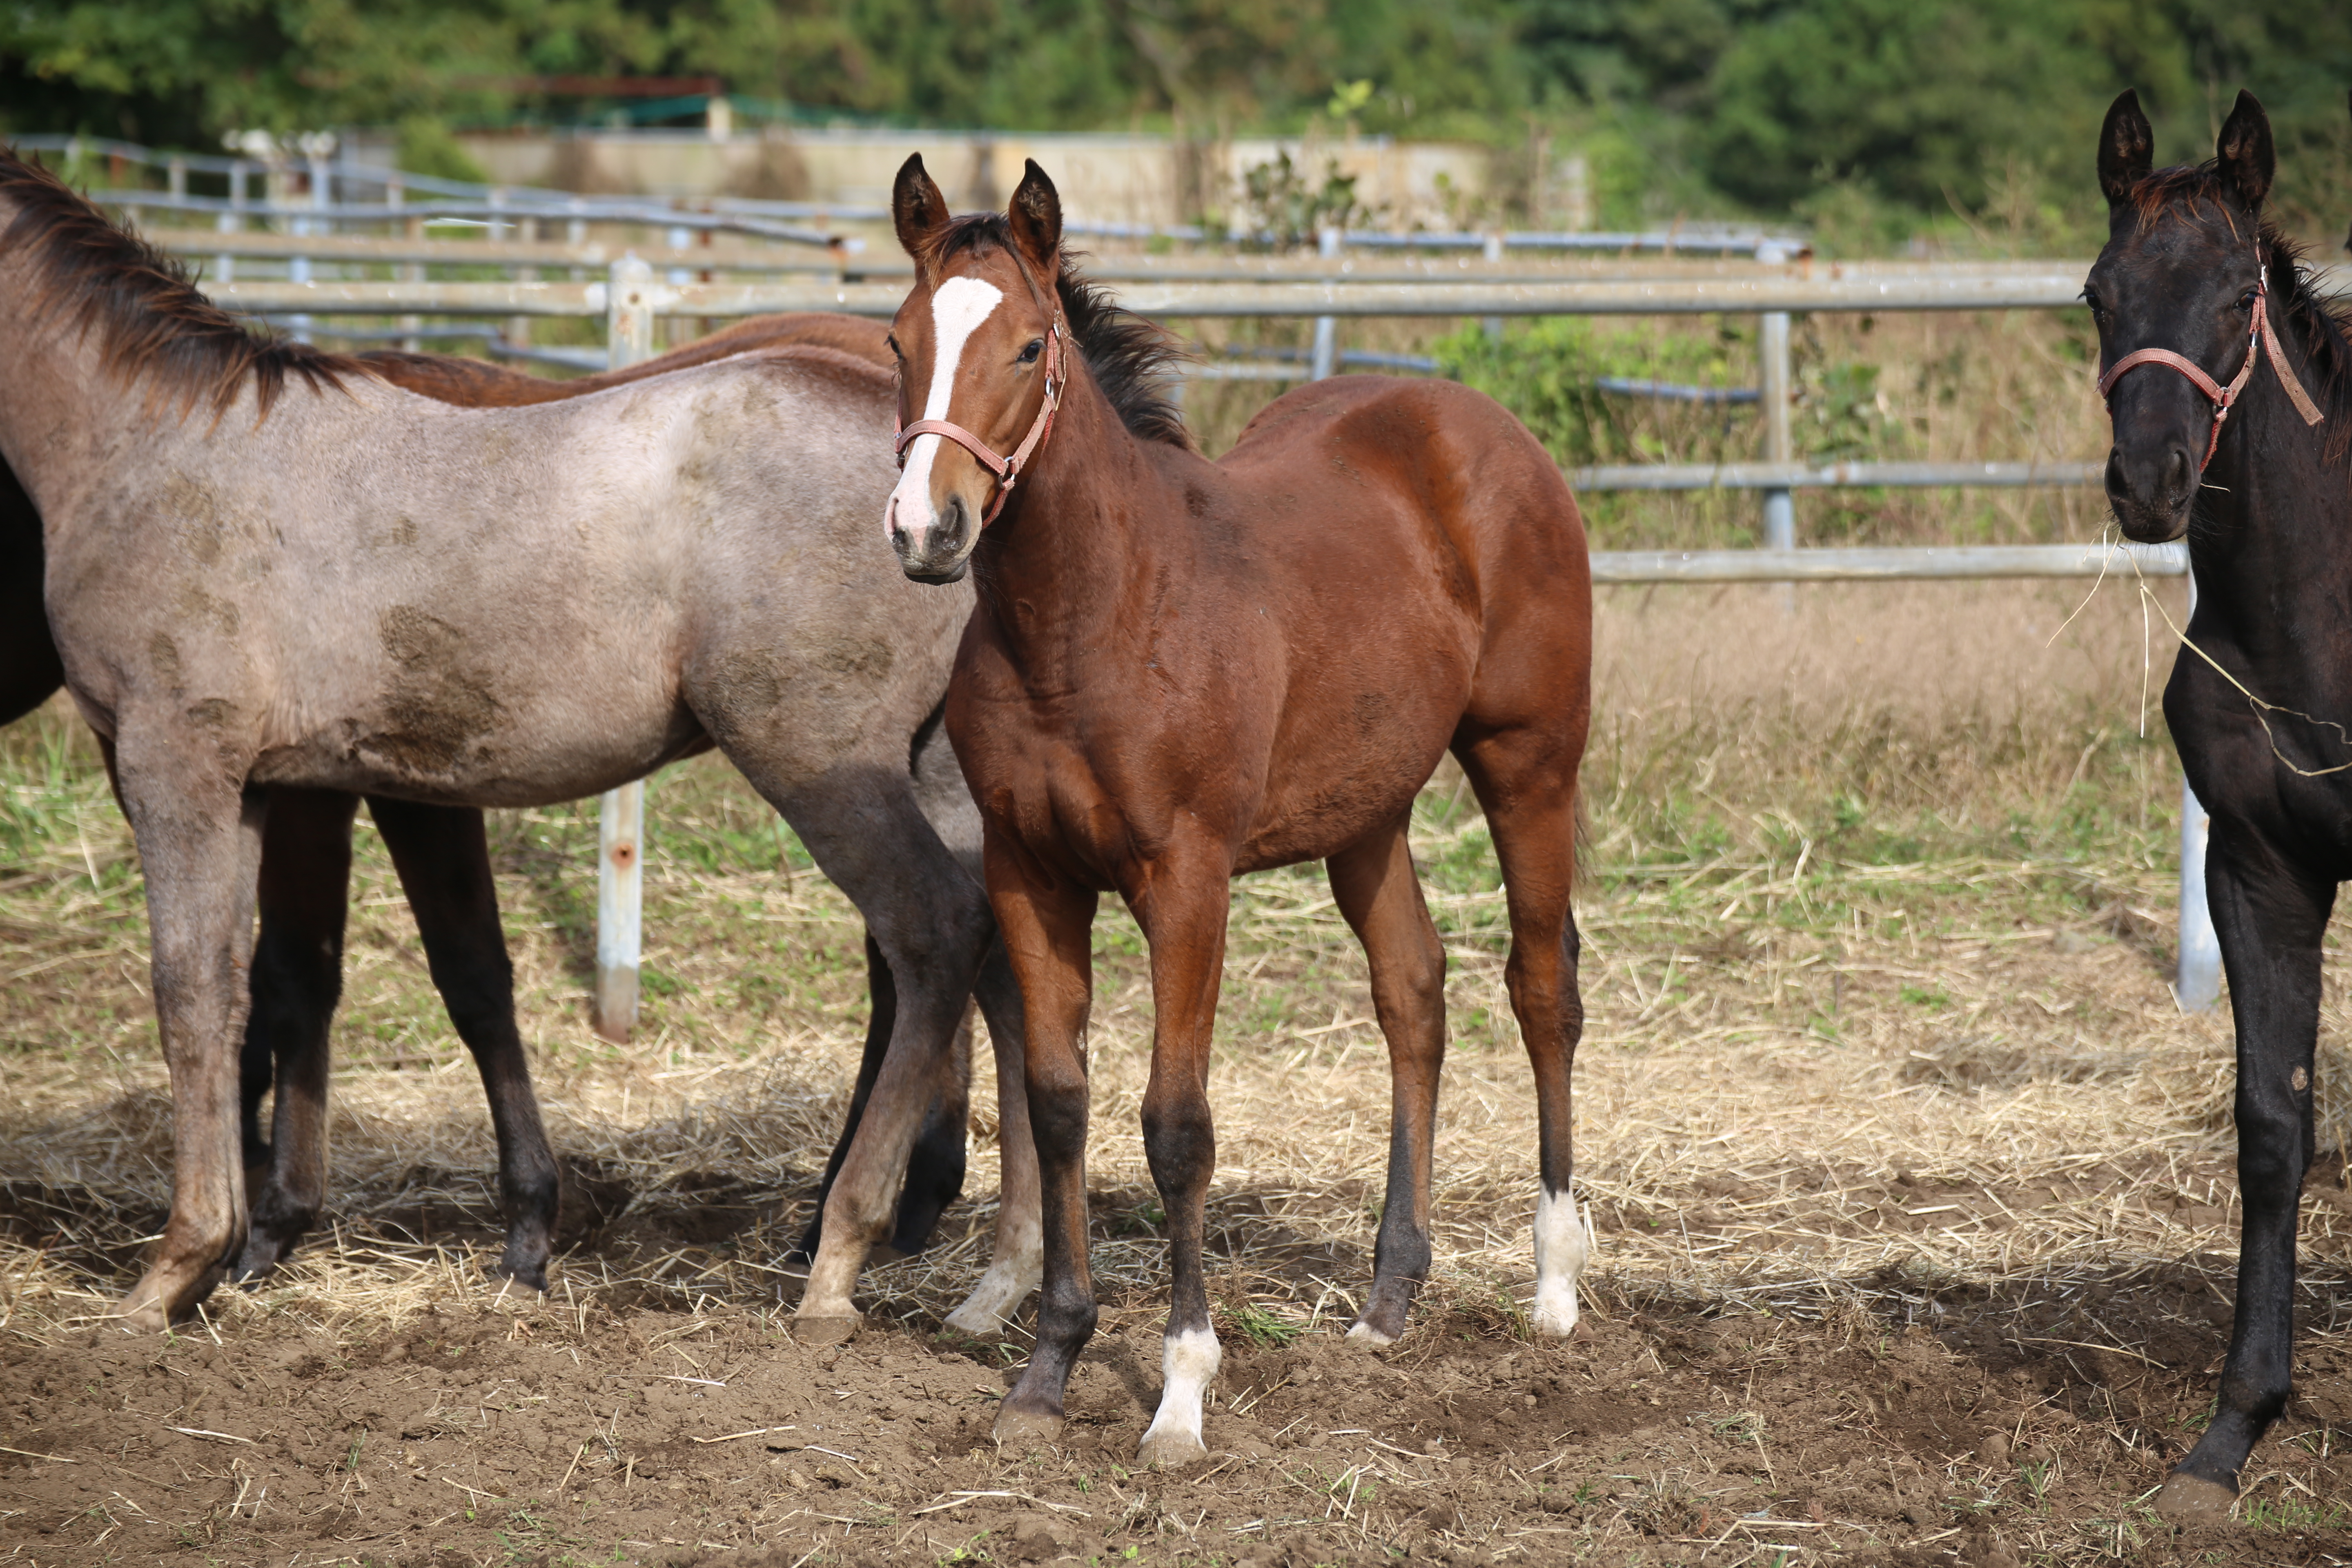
<box><xmin>0</xmin><ymin>147</ymin><xmax>1031</xmax><ymax>1337</ymax></box>
<box><xmin>884</xmin><ymin>156</ymin><xmax>1594</xmax><ymax>1466</ymax></box>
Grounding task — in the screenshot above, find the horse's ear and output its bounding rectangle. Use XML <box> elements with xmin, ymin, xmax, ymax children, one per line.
<box><xmin>2216</xmin><ymin>90</ymin><xmax>2274</xmax><ymax>212</ymax></box>
<box><xmin>2096</xmin><ymin>90</ymin><xmax>2154</xmax><ymax>208</ymax></box>
<box><xmin>1007</xmin><ymin>159</ymin><xmax>1062</xmax><ymax>277</ymax></box>
<box><xmin>893</xmin><ymin>154</ymin><xmax>951</xmax><ymax>263</ymax></box>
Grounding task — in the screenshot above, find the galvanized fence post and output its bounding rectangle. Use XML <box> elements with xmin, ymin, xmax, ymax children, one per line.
<box><xmin>1310</xmin><ymin>226</ymin><xmax>1341</xmax><ymax>379</ymax></box>
<box><xmin>594</xmin><ymin>256</ymin><xmax>656</xmax><ymax>1043</ymax></box>
<box><xmin>2176</xmin><ymin>568</ymin><xmax>2223</xmax><ymax>1011</ymax></box>
<box><xmin>1756</xmin><ymin>241</ymin><xmax>1795</xmax><ymax>551</ymax></box>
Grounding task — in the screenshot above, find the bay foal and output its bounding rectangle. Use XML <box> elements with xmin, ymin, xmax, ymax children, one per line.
<box><xmin>883</xmin><ymin>157</ymin><xmax>1593</xmax><ymax>1466</ymax></box>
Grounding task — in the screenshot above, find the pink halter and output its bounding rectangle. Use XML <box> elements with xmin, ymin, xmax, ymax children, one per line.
<box><xmin>893</xmin><ymin>309</ymin><xmax>1067</xmax><ymax>529</ymax></box>
<box><xmin>2096</xmin><ymin>259</ymin><xmax>2325</xmax><ymax>469</ymax></box>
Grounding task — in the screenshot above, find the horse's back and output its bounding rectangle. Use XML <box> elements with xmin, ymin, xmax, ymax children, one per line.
<box><xmin>1217</xmin><ymin>374</ymin><xmax>1589</xmax><ymax>726</ymax></box>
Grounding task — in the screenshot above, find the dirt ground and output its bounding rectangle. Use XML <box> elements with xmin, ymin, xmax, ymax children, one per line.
<box><xmin>4</xmin><ymin>1227</ymin><xmax>2350</xmax><ymax>1567</ymax></box>
<box><xmin>6</xmin><ymin>582</ymin><xmax>2352</xmax><ymax>1566</ymax></box>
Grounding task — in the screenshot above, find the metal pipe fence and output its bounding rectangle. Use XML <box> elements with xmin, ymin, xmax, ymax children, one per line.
<box><xmin>20</xmin><ymin>132</ymin><xmax>1804</xmax><ymax>255</ymax></box>
<box><xmin>147</xmin><ymin>248</ymin><xmax>2243</xmax><ymax>1020</ymax></box>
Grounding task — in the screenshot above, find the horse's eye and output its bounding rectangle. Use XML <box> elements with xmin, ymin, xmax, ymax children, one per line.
<box><xmin>1018</xmin><ymin>339</ymin><xmax>1044</xmax><ymax>365</ymax></box>
<box><xmin>2236</xmin><ymin>290</ymin><xmax>2258</xmax><ymax>313</ymax></box>
<box><xmin>2081</xmin><ymin>289</ymin><xmax>2107</xmax><ymax>326</ymax></box>
<box><xmin>885</xmin><ymin>334</ymin><xmax>904</xmax><ymax>360</ymax></box>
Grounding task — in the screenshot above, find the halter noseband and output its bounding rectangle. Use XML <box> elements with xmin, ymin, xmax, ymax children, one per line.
<box><xmin>893</xmin><ymin>306</ymin><xmax>1066</xmax><ymax>529</ymax></box>
<box><xmin>2096</xmin><ymin>257</ymin><xmax>2325</xmax><ymax>469</ymax></box>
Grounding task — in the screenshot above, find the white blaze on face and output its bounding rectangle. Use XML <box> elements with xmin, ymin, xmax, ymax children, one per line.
<box><xmin>887</xmin><ymin>274</ymin><xmax>1004</xmax><ymax>550</ymax></box>
<box><xmin>1532</xmin><ymin>1185</ymin><xmax>1589</xmax><ymax>1336</ymax></box>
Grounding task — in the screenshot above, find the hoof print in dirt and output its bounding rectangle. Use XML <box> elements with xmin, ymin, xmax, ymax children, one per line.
<box><xmin>1005</xmin><ymin>1514</ymin><xmax>1072</xmax><ymax>1561</ymax></box>
<box><xmin>2153</xmin><ymin>1470</ymin><xmax>2236</xmax><ymax>1526</ymax></box>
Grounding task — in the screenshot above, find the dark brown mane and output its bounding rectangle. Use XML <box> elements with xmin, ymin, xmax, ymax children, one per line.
<box><xmin>2123</xmin><ymin>162</ymin><xmax>2352</xmax><ymax>454</ymax></box>
<box><xmin>922</xmin><ymin>213</ymin><xmax>1194</xmax><ymax>451</ymax></box>
<box><xmin>0</xmin><ymin>144</ymin><xmax>370</xmax><ymax>419</ymax></box>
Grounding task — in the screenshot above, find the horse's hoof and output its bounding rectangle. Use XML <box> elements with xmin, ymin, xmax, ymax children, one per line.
<box><xmin>792</xmin><ymin>1312</ymin><xmax>861</xmax><ymax>1346</ymax></box>
<box><xmin>943</xmin><ymin>1304</ymin><xmax>1010</xmax><ymax>1339</ymax></box>
<box><xmin>2154</xmin><ymin>1471</ymin><xmax>2236</xmax><ymax>1526</ymax></box>
<box><xmin>114</xmin><ymin>1286</ymin><xmax>172</xmax><ymax>1335</ymax></box>
<box><xmin>993</xmin><ymin>1405</ymin><xmax>1064</xmax><ymax>1448</ymax></box>
<box><xmin>1344</xmin><ymin>1319</ymin><xmax>1400</xmax><ymax>1348</ymax></box>
<box><xmin>492</xmin><ymin>1257</ymin><xmax>552</xmax><ymax>1295</ymax></box>
<box><xmin>1137</xmin><ymin>1429</ymin><xmax>1209</xmax><ymax>1469</ymax></box>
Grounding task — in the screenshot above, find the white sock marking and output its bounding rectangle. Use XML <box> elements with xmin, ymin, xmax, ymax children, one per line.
<box><xmin>1140</xmin><ymin>1325</ymin><xmax>1221</xmax><ymax>1454</ymax></box>
<box><xmin>887</xmin><ymin>275</ymin><xmax>1004</xmax><ymax>542</ymax></box>
<box><xmin>1532</xmin><ymin>1185</ymin><xmax>1589</xmax><ymax>1336</ymax></box>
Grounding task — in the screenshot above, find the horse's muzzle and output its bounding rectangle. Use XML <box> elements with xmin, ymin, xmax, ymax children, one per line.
<box><xmin>890</xmin><ymin>490</ymin><xmax>978</xmax><ymax>584</ymax></box>
<box><xmin>2103</xmin><ymin>439</ymin><xmax>2196</xmax><ymax>543</ymax></box>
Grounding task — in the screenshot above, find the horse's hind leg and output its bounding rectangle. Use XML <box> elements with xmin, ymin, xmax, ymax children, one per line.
<box><xmin>1326</xmin><ymin>814</ymin><xmax>1448</xmax><ymax>1345</ymax></box>
<box><xmin>1455</xmin><ymin>733</ymin><xmax>1588</xmax><ymax>1337</ymax></box>
<box><xmin>236</xmin><ymin>788</ymin><xmax>361</xmax><ymax>1281</ymax></box>
<box><xmin>369</xmin><ymin>797</ymin><xmax>561</xmax><ymax>1291</ymax></box>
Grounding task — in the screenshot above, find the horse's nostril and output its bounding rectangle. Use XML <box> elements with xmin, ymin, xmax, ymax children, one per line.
<box><xmin>2167</xmin><ymin>448</ymin><xmax>2192</xmax><ymax>493</ymax></box>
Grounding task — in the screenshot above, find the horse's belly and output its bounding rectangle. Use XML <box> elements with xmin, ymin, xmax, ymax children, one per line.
<box><xmin>251</xmin><ymin>699</ymin><xmax>704</xmax><ymax>808</ymax></box>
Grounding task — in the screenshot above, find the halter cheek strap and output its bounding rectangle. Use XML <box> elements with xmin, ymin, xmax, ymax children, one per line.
<box><xmin>893</xmin><ymin>312</ymin><xmax>1065</xmax><ymax>528</ymax></box>
<box><xmin>2096</xmin><ymin>261</ymin><xmax>2325</xmax><ymax>469</ymax></box>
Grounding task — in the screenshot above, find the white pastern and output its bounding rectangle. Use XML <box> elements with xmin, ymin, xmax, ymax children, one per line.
<box><xmin>1532</xmin><ymin>1185</ymin><xmax>1589</xmax><ymax>1337</ymax></box>
<box><xmin>944</xmin><ymin>1237</ymin><xmax>1042</xmax><ymax>1336</ymax></box>
<box><xmin>1139</xmin><ymin>1326</ymin><xmax>1221</xmax><ymax>1453</ymax></box>
<box><xmin>886</xmin><ymin>275</ymin><xmax>1004</xmax><ymax>543</ymax></box>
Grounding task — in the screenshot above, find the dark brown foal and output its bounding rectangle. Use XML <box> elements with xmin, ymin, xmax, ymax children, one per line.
<box><xmin>882</xmin><ymin>157</ymin><xmax>1592</xmax><ymax>1466</ymax></box>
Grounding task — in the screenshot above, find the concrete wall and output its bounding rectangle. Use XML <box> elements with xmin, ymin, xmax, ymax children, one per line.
<box><xmin>345</xmin><ymin>124</ymin><xmax>1501</xmax><ymax>231</ymax></box>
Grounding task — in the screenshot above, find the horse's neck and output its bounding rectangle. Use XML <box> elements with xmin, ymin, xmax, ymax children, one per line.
<box><xmin>0</xmin><ymin>243</ymin><xmax>140</xmax><ymax>498</ymax></box>
<box><xmin>974</xmin><ymin>375</ymin><xmax>1179</xmax><ymax>666</ymax></box>
<box><xmin>2192</xmin><ymin>330</ymin><xmax>2351</xmax><ymax>674</ymax></box>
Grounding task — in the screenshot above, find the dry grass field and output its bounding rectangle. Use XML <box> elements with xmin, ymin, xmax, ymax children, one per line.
<box><xmin>5</xmin><ymin>302</ymin><xmax>2352</xmax><ymax>1566</ymax></box>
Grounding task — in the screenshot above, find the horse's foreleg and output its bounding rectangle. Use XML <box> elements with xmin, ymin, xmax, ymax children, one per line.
<box><xmin>989</xmin><ymin>860</ymin><xmax>1098</xmax><ymax>1447</ymax></box>
<box><xmin>1459</xmin><ymin>740</ymin><xmax>1588</xmax><ymax>1339</ymax></box>
<box><xmin>778</xmin><ymin>786</ymin><xmax>991</xmax><ymax>1339</ymax></box>
<box><xmin>236</xmin><ymin>788</ymin><xmax>360</xmax><ymax>1281</ymax></box>
<box><xmin>115</xmin><ymin>756</ymin><xmax>267</xmax><ymax>1332</ymax></box>
<box><xmin>889</xmin><ymin>1004</ymin><xmax>972</xmax><ymax>1254</ymax></box>
<box><xmin>793</xmin><ymin>935</ymin><xmax>975</xmax><ymax>1263</ymax></box>
<box><xmin>1327</xmin><ymin>815</ymin><xmax>1447</xmax><ymax>1345</ymax></box>
<box><xmin>945</xmin><ymin>936</ymin><xmax>1041</xmax><ymax>1337</ymax></box>
<box><xmin>2160</xmin><ymin>831</ymin><xmax>2332</xmax><ymax>1520</ymax></box>
<box><xmin>1132</xmin><ymin>849</ymin><xmax>1234</xmax><ymax>1469</ymax></box>
<box><xmin>370</xmin><ymin>797</ymin><xmax>561</xmax><ymax>1292</ymax></box>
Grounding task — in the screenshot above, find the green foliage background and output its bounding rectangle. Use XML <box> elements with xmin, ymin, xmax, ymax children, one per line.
<box><xmin>2</xmin><ymin>0</ymin><xmax>2348</xmax><ymax>234</ymax></box>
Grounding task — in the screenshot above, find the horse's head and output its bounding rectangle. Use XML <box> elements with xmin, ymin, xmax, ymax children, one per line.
<box><xmin>2086</xmin><ymin>89</ymin><xmax>2277</xmax><ymax>543</ymax></box>
<box><xmin>883</xmin><ymin>154</ymin><xmax>1067</xmax><ymax>584</ymax></box>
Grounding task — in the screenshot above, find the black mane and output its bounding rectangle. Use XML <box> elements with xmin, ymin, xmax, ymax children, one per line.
<box><xmin>2125</xmin><ymin>163</ymin><xmax>2352</xmax><ymax>458</ymax></box>
<box><xmin>0</xmin><ymin>143</ymin><xmax>368</xmax><ymax>419</ymax></box>
<box><xmin>923</xmin><ymin>213</ymin><xmax>1194</xmax><ymax>451</ymax></box>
